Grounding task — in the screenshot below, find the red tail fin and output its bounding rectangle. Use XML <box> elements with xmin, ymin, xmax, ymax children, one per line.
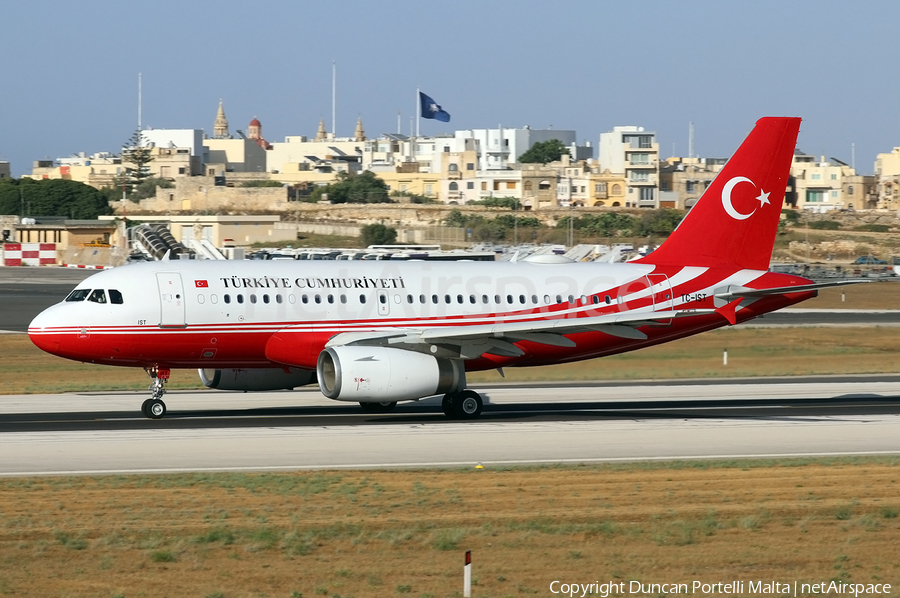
<box><xmin>639</xmin><ymin>117</ymin><xmax>801</xmax><ymax>270</ymax></box>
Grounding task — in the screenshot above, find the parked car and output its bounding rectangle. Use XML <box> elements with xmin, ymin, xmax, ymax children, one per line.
<box><xmin>854</xmin><ymin>256</ymin><xmax>887</xmax><ymax>265</ymax></box>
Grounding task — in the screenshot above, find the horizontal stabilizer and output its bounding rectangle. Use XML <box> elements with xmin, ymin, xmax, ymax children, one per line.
<box><xmin>715</xmin><ymin>279</ymin><xmax>875</xmax><ymax>301</ymax></box>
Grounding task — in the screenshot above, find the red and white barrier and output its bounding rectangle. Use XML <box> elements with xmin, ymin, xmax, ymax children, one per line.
<box><xmin>2</xmin><ymin>243</ymin><xmax>56</xmax><ymax>266</ymax></box>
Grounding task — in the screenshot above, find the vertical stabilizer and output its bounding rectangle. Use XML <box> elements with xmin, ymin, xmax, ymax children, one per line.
<box><xmin>639</xmin><ymin>117</ymin><xmax>801</xmax><ymax>270</ymax></box>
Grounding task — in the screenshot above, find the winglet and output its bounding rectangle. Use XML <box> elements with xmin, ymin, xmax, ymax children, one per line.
<box><xmin>716</xmin><ymin>298</ymin><xmax>743</xmax><ymax>326</ymax></box>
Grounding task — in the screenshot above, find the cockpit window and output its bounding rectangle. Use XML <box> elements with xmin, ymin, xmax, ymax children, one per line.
<box><xmin>109</xmin><ymin>289</ymin><xmax>124</xmax><ymax>304</ymax></box>
<box><xmin>87</xmin><ymin>289</ymin><xmax>107</xmax><ymax>304</ymax></box>
<box><xmin>65</xmin><ymin>289</ymin><xmax>90</xmax><ymax>302</ymax></box>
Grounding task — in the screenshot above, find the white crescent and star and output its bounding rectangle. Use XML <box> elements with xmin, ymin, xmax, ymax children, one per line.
<box><xmin>721</xmin><ymin>176</ymin><xmax>771</xmax><ymax>221</ymax></box>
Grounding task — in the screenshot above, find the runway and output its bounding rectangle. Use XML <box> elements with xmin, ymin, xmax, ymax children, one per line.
<box><xmin>3</xmin><ymin>378</ymin><xmax>900</xmax><ymax>476</ymax></box>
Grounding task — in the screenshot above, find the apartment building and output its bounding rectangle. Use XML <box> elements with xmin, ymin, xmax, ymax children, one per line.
<box><xmin>790</xmin><ymin>151</ymin><xmax>871</xmax><ymax>212</ymax></box>
<box><xmin>659</xmin><ymin>157</ymin><xmax>726</xmax><ymax>209</ymax></box>
<box><xmin>598</xmin><ymin>126</ymin><xmax>660</xmax><ymax>208</ymax></box>
<box><xmin>874</xmin><ymin>147</ymin><xmax>900</xmax><ymax>210</ymax></box>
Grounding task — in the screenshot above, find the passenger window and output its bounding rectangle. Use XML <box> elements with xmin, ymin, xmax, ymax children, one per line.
<box><xmin>419</xmin><ymin>294</ymin><xmax>426</xmax><ymax>303</ymax></box>
<box><xmin>327</xmin><ymin>294</ymin><xmax>334</xmax><ymax>304</ymax></box>
<box><xmin>263</xmin><ymin>294</ymin><xmax>270</xmax><ymax>304</ymax></box>
<box><xmin>109</xmin><ymin>289</ymin><xmax>124</xmax><ymax>304</ymax></box>
<box><xmin>444</xmin><ymin>294</ymin><xmax>451</xmax><ymax>304</ymax></box>
<box><xmin>494</xmin><ymin>295</ymin><xmax>501</xmax><ymax>304</ymax></box>
<box><xmin>359</xmin><ymin>294</ymin><xmax>367</xmax><ymax>304</ymax></box>
<box><xmin>379</xmin><ymin>294</ymin><xmax>387</xmax><ymax>304</ymax></box>
<box><xmin>469</xmin><ymin>295</ymin><xmax>476</xmax><ymax>304</ymax></box>
<box><xmin>531</xmin><ymin>295</ymin><xmax>538</xmax><ymax>304</ymax></box>
<box><xmin>197</xmin><ymin>294</ymin><xmax>205</xmax><ymax>304</ymax></box>
<box><xmin>315</xmin><ymin>295</ymin><xmax>322</xmax><ymax>304</ymax></box>
<box><xmin>592</xmin><ymin>295</ymin><xmax>600</xmax><ymax>305</ymax></box>
<box><xmin>457</xmin><ymin>294</ymin><xmax>464</xmax><ymax>304</ymax></box>
<box><xmin>605</xmin><ymin>295</ymin><xmax>611</xmax><ymax>304</ymax></box>
<box><xmin>519</xmin><ymin>295</ymin><xmax>526</xmax><ymax>304</ymax></box>
<box><xmin>544</xmin><ymin>294</ymin><xmax>551</xmax><ymax>304</ymax></box>
<box><xmin>482</xmin><ymin>295</ymin><xmax>489</xmax><ymax>304</ymax></box>
<box><xmin>87</xmin><ymin>289</ymin><xmax>107</xmax><ymax>304</ymax></box>
<box><xmin>568</xmin><ymin>295</ymin><xmax>575</xmax><ymax>304</ymax></box>
<box><xmin>302</xmin><ymin>295</ymin><xmax>309</xmax><ymax>304</ymax></box>
<box><xmin>275</xmin><ymin>294</ymin><xmax>283</xmax><ymax>304</ymax></box>
<box><xmin>407</xmin><ymin>294</ymin><xmax>414</xmax><ymax>304</ymax></box>
<box><xmin>65</xmin><ymin>289</ymin><xmax>90</xmax><ymax>302</ymax></box>
<box><xmin>556</xmin><ymin>295</ymin><xmax>562</xmax><ymax>304</ymax></box>
<box><xmin>224</xmin><ymin>294</ymin><xmax>231</xmax><ymax>304</ymax></box>
<box><xmin>250</xmin><ymin>294</ymin><xmax>257</xmax><ymax>304</ymax></box>
<box><xmin>432</xmin><ymin>294</ymin><xmax>438</xmax><ymax>304</ymax></box>
<box><xmin>211</xmin><ymin>294</ymin><xmax>219</xmax><ymax>304</ymax></box>
<box><xmin>237</xmin><ymin>294</ymin><xmax>244</xmax><ymax>304</ymax></box>
<box><xmin>506</xmin><ymin>294</ymin><xmax>513</xmax><ymax>304</ymax></box>
<box><xmin>340</xmin><ymin>295</ymin><xmax>347</xmax><ymax>304</ymax></box>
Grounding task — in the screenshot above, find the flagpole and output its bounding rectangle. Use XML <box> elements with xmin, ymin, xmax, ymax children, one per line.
<box><xmin>415</xmin><ymin>87</ymin><xmax>420</xmax><ymax>137</ymax></box>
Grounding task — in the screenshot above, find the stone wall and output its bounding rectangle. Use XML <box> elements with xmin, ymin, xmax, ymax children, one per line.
<box><xmin>133</xmin><ymin>177</ymin><xmax>291</xmax><ymax>213</ymax></box>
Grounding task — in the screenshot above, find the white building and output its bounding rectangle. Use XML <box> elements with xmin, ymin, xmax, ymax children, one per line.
<box><xmin>455</xmin><ymin>127</ymin><xmax>590</xmax><ymax>171</ymax></box>
<box><xmin>599</xmin><ymin>126</ymin><xmax>660</xmax><ymax>208</ymax></box>
<box><xmin>140</xmin><ymin>129</ymin><xmax>206</xmax><ymax>163</ymax></box>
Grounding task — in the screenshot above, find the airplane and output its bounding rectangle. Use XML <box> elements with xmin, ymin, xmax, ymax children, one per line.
<box><xmin>27</xmin><ymin>117</ymin><xmax>867</xmax><ymax>420</ymax></box>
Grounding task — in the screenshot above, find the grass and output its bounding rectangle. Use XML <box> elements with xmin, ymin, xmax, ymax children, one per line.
<box><xmin>0</xmin><ymin>459</ymin><xmax>899</xmax><ymax>596</ymax></box>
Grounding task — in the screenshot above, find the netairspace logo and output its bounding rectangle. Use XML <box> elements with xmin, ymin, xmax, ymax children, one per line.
<box><xmin>548</xmin><ymin>580</ymin><xmax>893</xmax><ymax>597</ymax></box>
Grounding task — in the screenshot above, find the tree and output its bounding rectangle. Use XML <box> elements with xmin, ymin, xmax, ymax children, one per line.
<box><xmin>469</xmin><ymin>196</ymin><xmax>521</xmax><ymax>209</ymax></box>
<box><xmin>517</xmin><ymin>139</ymin><xmax>571</xmax><ymax>164</ymax></box>
<box><xmin>0</xmin><ymin>178</ymin><xmax>112</xmax><ymax>219</ymax></box>
<box><xmin>122</xmin><ymin>128</ymin><xmax>153</xmax><ymax>193</ymax></box>
<box><xmin>361</xmin><ymin>223</ymin><xmax>397</xmax><ymax>245</ymax></box>
<box><xmin>310</xmin><ymin>171</ymin><xmax>392</xmax><ymax>204</ymax></box>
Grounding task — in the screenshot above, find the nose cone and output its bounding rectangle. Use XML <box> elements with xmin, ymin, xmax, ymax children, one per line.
<box><xmin>28</xmin><ymin>305</ymin><xmax>64</xmax><ymax>356</ymax></box>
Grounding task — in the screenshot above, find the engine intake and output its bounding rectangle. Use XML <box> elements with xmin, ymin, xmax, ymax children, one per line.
<box><xmin>317</xmin><ymin>346</ymin><xmax>461</xmax><ymax>402</ymax></box>
<box><xmin>199</xmin><ymin>367</ymin><xmax>315</xmax><ymax>391</ymax></box>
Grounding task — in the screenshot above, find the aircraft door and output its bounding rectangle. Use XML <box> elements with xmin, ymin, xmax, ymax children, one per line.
<box><xmin>376</xmin><ymin>290</ymin><xmax>390</xmax><ymax>316</ymax></box>
<box><xmin>156</xmin><ymin>272</ymin><xmax>186</xmax><ymax>327</ymax></box>
<box><xmin>647</xmin><ymin>273</ymin><xmax>673</xmax><ymax>311</ymax></box>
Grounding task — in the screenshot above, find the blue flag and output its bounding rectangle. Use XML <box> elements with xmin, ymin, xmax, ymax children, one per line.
<box><xmin>419</xmin><ymin>91</ymin><xmax>451</xmax><ymax>122</ymax></box>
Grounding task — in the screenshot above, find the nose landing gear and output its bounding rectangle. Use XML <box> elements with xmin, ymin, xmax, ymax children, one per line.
<box><xmin>142</xmin><ymin>367</ymin><xmax>170</xmax><ymax>419</ymax></box>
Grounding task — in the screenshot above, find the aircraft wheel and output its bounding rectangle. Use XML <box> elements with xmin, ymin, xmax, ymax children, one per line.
<box><xmin>441</xmin><ymin>393</ymin><xmax>455</xmax><ymax>417</ymax></box>
<box><xmin>146</xmin><ymin>398</ymin><xmax>166</xmax><ymax>419</ymax></box>
<box><xmin>452</xmin><ymin>390</ymin><xmax>483</xmax><ymax>419</ymax></box>
<box><xmin>140</xmin><ymin>399</ymin><xmax>152</xmax><ymax>418</ymax></box>
<box><xmin>359</xmin><ymin>401</ymin><xmax>397</xmax><ymax>413</ymax></box>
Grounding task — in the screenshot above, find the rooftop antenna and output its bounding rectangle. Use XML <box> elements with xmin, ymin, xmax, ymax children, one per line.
<box><xmin>688</xmin><ymin>121</ymin><xmax>694</xmax><ymax>159</ymax></box>
<box><xmin>138</xmin><ymin>72</ymin><xmax>142</xmax><ymax>132</ymax></box>
<box><xmin>331</xmin><ymin>60</ymin><xmax>336</xmax><ymax>138</ymax></box>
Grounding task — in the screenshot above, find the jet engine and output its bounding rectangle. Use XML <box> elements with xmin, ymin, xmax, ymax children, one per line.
<box><xmin>316</xmin><ymin>346</ymin><xmax>462</xmax><ymax>402</ymax></box>
<box><xmin>199</xmin><ymin>367</ymin><xmax>316</xmax><ymax>391</ymax></box>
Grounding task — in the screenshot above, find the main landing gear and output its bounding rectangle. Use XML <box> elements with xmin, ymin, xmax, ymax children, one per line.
<box><xmin>441</xmin><ymin>390</ymin><xmax>484</xmax><ymax>419</ymax></box>
<box><xmin>141</xmin><ymin>367</ymin><xmax>170</xmax><ymax>419</ymax></box>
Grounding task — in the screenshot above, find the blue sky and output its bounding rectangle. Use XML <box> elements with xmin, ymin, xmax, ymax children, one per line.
<box><xmin>2</xmin><ymin>1</ymin><xmax>897</xmax><ymax>176</ymax></box>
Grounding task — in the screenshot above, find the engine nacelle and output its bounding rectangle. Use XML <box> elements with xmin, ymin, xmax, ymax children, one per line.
<box><xmin>199</xmin><ymin>367</ymin><xmax>316</xmax><ymax>391</ymax></box>
<box><xmin>316</xmin><ymin>346</ymin><xmax>462</xmax><ymax>402</ymax></box>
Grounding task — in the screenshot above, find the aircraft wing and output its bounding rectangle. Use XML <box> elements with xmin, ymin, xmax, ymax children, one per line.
<box><xmin>324</xmin><ymin>308</ymin><xmax>716</xmax><ymax>359</ymax></box>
